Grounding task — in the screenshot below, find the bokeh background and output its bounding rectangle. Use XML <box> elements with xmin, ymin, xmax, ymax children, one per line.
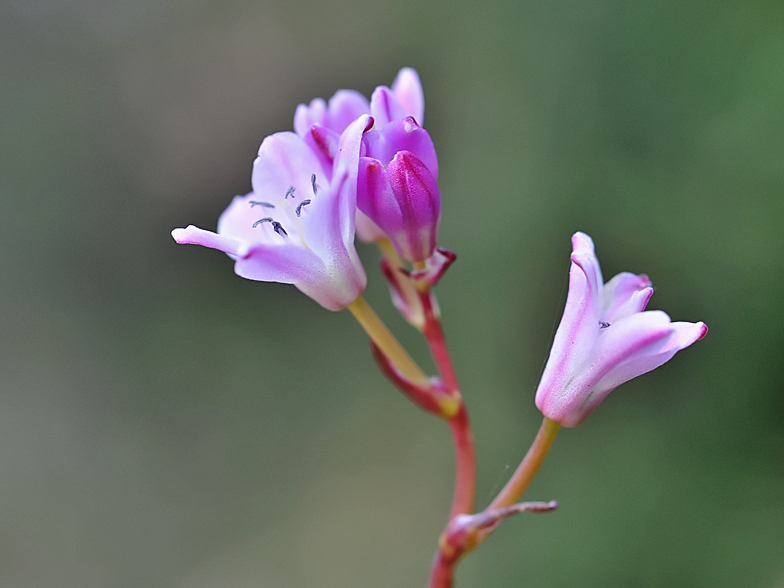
<box><xmin>1</xmin><ymin>0</ymin><xmax>783</xmax><ymax>586</ymax></box>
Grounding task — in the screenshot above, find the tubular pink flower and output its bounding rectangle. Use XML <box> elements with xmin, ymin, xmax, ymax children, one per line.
<box><xmin>535</xmin><ymin>232</ymin><xmax>708</xmax><ymax>427</ymax></box>
<box><xmin>171</xmin><ymin>116</ymin><xmax>371</xmax><ymax>311</ymax></box>
<box><xmin>357</xmin><ymin>117</ymin><xmax>440</xmax><ymax>262</ymax></box>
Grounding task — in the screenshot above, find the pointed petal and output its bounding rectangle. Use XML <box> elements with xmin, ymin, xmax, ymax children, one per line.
<box><xmin>537</xmin><ymin>233</ymin><xmax>605</xmax><ymax>406</ymax></box>
<box><xmin>370</xmin><ymin>85</ymin><xmax>405</xmax><ymax>127</ymax></box>
<box><xmin>233</xmin><ymin>241</ymin><xmax>325</xmax><ymax>284</ymax></box>
<box><xmin>602</xmin><ymin>272</ymin><xmax>653</xmax><ymax>321</ymax></box>
<box><xmin>593</xmin><ymin>320</ymin><xmax>708</xmax><ymax>395</ymax></box>
<box><xmin>392</xmin><ymin>67</ymin><xmax>424</xmax><ymax>125</ymax></box>
<box><xmin>328</xmin><ymin>114</ymin><xmax>372</xmax><ymax>243</ymax></box>
<box><xmin>334</xmin><ymin>114</ymin><xmax>372</xmax><ymax>184</ymax></box>
<box><xmin>171</xmin><ymin>225</ymin><xmax>247</xmax><ymax>257</ymax></box>
<box><xmin>300</xmin><ymin>166</ymin><xmax>367</xmax><ymax>296</ymax></box>
<box><xmin>570</xmin><ymin>232</ymin><xmax>604</xmax><ymax>313</ymax></box>
<box><xmin>591</xmin><ymin>310</ymin><xmax>676</xmax><ymax>383</ymax></box>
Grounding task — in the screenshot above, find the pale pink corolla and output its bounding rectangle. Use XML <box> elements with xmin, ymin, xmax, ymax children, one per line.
<box><xmin>171</xmin><ymin>116</ymin><xmax>371</xmax><ymax>311</ymax></box>
<box><xmin>293</xmin><ymin>68</ymin><xmax>426</xmax><ymax>244</ymax></box>
<box><xmin>535</xmin><ymin>232</ymin><xmax>708</xmax><ymax>427</ymax></box>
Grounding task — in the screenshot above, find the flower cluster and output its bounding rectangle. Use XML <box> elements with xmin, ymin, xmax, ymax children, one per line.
<box><xmin>171</xmin><ymin>68</ymin><xmax>708</xmax><ymax>588</ymax></box>
<box><xmin>173</xmin><ymin>68</ymin><xmax>440</xmax><ymax>308</ymax></box>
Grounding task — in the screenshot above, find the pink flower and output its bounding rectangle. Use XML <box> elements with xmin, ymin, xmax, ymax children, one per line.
<box><xmin>535</xmin><ymin>232</ymin><xmax>708</xmax><ymax>427</ymax></box>
<box><xmin>171</xmin><ymin>116</ymin><xmax>371</xmax><ymax>311</ymax></box>
<box><xmin>357</xmin><ymin>116</ymin><xmax>440</xmax><ymax>262</ymax></box>
<box><xmin>293</xmin><ymin>68</ymin><xmax>429</xmax><ymax>245</ymax></box>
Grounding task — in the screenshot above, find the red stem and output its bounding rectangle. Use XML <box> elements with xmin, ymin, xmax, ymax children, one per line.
<box><xmin>447</xmin><ymin>404</ymin><xmax>475</xmax><ymax>519</ymax></box>
<box><xmin>428</xmin><ymin>551</ymin><xmax>454</xmax><ymax>588</ymax></box>
<box><xmin>420</xmin><ymin>290</ymin><xmax>476</xmax><ymax>518</ymax></box>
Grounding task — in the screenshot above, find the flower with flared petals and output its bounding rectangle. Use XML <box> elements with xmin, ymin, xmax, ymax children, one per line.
<box><xmin>357</xmin><ymin>116</ymin><xmax>440</xmax><ymax>263</ymax></box>
<box><xmin>535</xmin><ymin>232</ymin><xmax>708</xmax><ymax>427</ymax></box>
<box><xmin>171</xmin><ymin>116</ymin><xmax>371</xmax><ymax>311</ymax></box>
<box><xmin>293</xmin><ymin>68</ymin><xmax>427</xmax><ymax>244</ymax></box>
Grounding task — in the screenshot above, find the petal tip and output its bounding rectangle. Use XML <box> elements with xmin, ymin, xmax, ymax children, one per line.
<box><xmin>171</xmin><ymin>226</ymin><xmax>195</xmax><ymax>244</ymax></box>
<box><xmin>571</xmin><ymin>231</ymin><xmax>595</xmax><ymax>253</ymax></box>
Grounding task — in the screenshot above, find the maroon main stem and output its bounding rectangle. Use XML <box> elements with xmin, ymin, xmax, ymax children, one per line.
<box><xmin>422</xmin><ymin>292</ymin><xmax>476</xmax><ymax>517</ymax></box>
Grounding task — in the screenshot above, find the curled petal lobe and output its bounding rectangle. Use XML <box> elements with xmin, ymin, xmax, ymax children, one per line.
<box><xmin>535</xmin><ymin>232</ymin><xmax>707</xmax><ymax>427</ymax></box>
<box><xmin>602</xmin><ymin>272</ymin><xmax>652</xmax><ymax>321</ymax></box>
<box><xmin>546</xmin><ymin>242</ymin><xmax>604</xmax><ymax>382</ymax></box>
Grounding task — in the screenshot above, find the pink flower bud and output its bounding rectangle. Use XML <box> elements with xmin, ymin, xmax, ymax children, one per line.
<box><xmin>357</xmin><ymin>117</ymin><xmax>441</xmax><ymax>263</ymax></box>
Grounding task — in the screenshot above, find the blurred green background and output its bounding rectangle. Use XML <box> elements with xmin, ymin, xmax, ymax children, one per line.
<box><xmin>1</xmin><ymin>0</ymin><xmax>782</xmax><ymax>586</ymax></box>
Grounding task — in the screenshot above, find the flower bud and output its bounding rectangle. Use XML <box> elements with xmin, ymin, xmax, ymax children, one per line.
<box><xmin>357</xmin><ymin>117</ymin><xmax>441</xmax><ymax>263</ymax></box>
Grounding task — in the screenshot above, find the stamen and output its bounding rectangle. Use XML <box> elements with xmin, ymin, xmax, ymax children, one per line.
<box><xmin>295</xmin><ymin>199</ymin><xmax>311</xmax><ymax>217</ymax></box>
<box><xmin>311</xmin><ymin>174</ymin><xmax>318</xmax><ymax>195</ymax></box>
<box><xmin>252</xmin><ymin>217</ymin><xmax>273</xmax><ymax>228</ymax></box>
<box><xmin>250</xmin><ymin>201</ymin><xmax>275</xmax><ymax>208</ymax></box>
<box><xmin>285</xmin><ymin>185</ymin><xmax>296</xmax><ymax>199</ymax></box>
<box><xmin>599</xmin><ymin>321</ymin><xmax>611</xmax><ymax>329</ymax></box>
<box><xmin>272</xmin><ymin>221</ymin><xmax>288</xmax><ymax>237</ymax></box>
